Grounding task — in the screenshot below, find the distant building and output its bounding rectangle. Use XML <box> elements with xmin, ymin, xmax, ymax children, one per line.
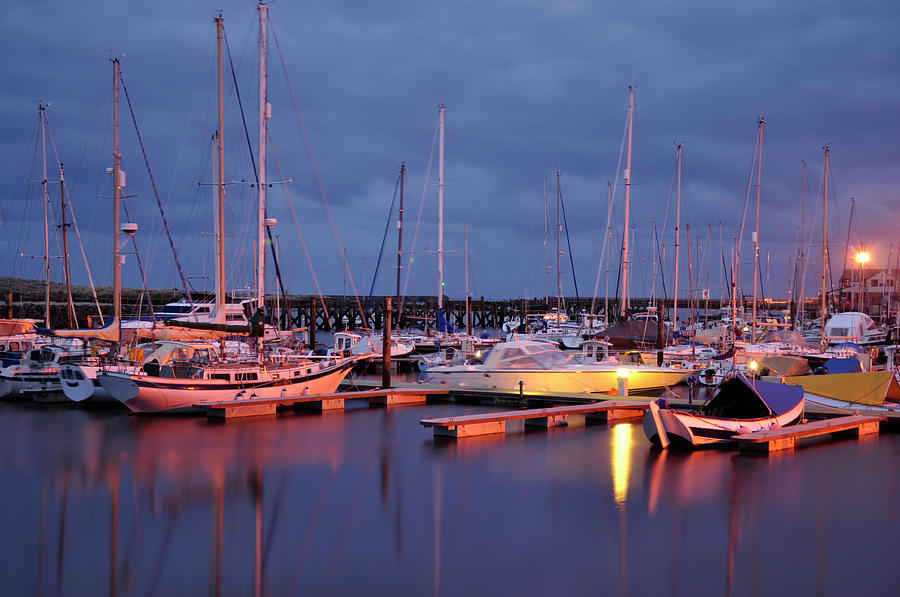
<box><xmin>837</xmin><ymin>268</ymin><xmax>900</xmax><ymax>318</ymax></box>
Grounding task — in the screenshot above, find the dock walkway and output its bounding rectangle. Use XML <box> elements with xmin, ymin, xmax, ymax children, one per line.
<box><xmin>420</xmin><ymin>399</ymin><xmax>650</xmax><ymax>438</ymax></box>
<box><xmin>733</xmin><ymin>414</ymin><xmax>886</xmax><ymax>452</ymax></box>
<box><xmin>195</xmin><ymin>387</ymin><xmax>450</xmax><ymax>419</ymax></box>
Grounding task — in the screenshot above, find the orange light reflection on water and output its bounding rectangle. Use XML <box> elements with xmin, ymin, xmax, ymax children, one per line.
<box><xmin>612</xmin><ymin>423</ymin><xmax>633</xmax><ymax>506</ymax></box>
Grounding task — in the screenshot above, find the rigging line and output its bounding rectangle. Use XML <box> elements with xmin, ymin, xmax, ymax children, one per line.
<box><xmin>118</xmin><ymin>69</ymin><xmax>195</xmax><ymax>307</ymax></box>
<box><xmin>268</xmin><ymin>133</ymin><xmax>330</xmax><ymax>322</ymax></box>
<box><xmin>269</xmin><ymin>21</ymin><xmax>367</xmax><ymax>326</ymax></box>
<box><xmin>222</xmin><ymin>29</ymin><xmax>289</xmax><ymax>310</ymax></box>
<box><xmin>590</xmin><ymin>102</ymin><xmax>629</xmax><ymax>315</ymax></box>
<box><xmin>654</xmin><ymin>222</ymin><xmax>669</xmax><ymax>309</ymax></box>
<box><xmin>366</xmin><ymin>173</ymin><xmax>401</xmax><ymax>310</ymax></box>
<box><xmin>558</xmin><ymin>182</ymin><xmax>579</xmax><ymax>302</ymax></box>
<box><xmin>736</xmin><ymin>125</ymin><xmax>761</xmax><ymax>256</ymax></box>
<box><xmin>400</xmin><ymin>118</ymin><xmax>439</xmax><ymax>320</ymax></box>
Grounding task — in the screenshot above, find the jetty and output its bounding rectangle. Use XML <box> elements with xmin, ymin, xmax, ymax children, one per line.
<box><xmin>420</xmin><ymin>399</ymin><xmax>649</xmax><ymax>438</ymax></box>
<box><xmin>194</xmin><ymin>387</ymin><xmax>450</xmax><ymax>419</ymax></box>
<box><xmin>733</xmin><ymin>413</ymin><xmax>886</xmax><ymax>453</ymax></box>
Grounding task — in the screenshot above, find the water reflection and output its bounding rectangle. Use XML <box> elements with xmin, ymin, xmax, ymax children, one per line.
<box><xmin>611</xmin><ymin>423</ymin><xmax>633</xmax><ymax>506</ymax></box>
<box><xmin>0</xmin><ymin>402</ymin><xmax>898</xmax><ymax>595</ymax></box>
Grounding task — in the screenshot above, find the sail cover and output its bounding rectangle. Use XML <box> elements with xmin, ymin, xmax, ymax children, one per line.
<box><xmin>786</xmin><ymin>370</ymin><xmax>900</xmax><ymax>407</ymax></box>
<box><xmin>703</xmin><ymin>374</ymin><xmax>803</xmax><ymax>418</ymax></box>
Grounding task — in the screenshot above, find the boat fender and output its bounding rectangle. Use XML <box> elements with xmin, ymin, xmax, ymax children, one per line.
<box><xmin>736</xmin><ymin>425</ymin><xmax>753</xmax><ymax>435</ymax></box>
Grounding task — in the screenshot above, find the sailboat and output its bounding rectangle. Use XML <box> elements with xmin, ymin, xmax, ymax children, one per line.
<box><xmin>402</xmin><ymin>106</ymin><xmax>499</xmax><ymax>356</ymax></box>
<box><xmin>97</xmin><ymin>6</ymin><xmax>360</xmax><ymax>413</ymax></box>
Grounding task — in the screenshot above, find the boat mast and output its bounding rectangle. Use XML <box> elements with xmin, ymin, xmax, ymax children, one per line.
<box><xmin>800</xmin><ymin>162</ymin><xmax>809</xmax><ymax>319</ymax></box>
<box><xmin>687</xmin><ymin>223</ymin><xmax>694</xmax><ymax>359</ymax></box>
<box><xmin>465</xmin><ymin>225</ymin><xmax>471</xmax><ymax>336</ymax></box>
<box><xmin>214</xmin><ymin>15</ymin><xmax>227</xmax><ymax>323</ymax></box>
<box><xmin>396</xmin><ymin>162</ymin><xmax>405</xmax><ymax>311</ymax></box>
<box><xmin>673</xmin><ymin>143</ymin><xmax>682</xmax><ymax>329</ymax></box>
<box><xmin>620</xmin><ymin>86</ymin><xmax>634</xmax><ymax>319</ymax></box>
<box><xmin>820</xmin><ymin>146</ymin><xmax>830</xmax><ymax>351</ymax></box>
<box><xmin>59</xmin><ymin>163</ymin><xmax>76</xmax><ymax>328</ymax></box>
<box><xmin>38</xmin><ymin>105</ymin><xmax>51</xmax><ymax>327</ymax></box>
<box><xmin>256</xmin><ymin>1</ymin><xmax>269</xmax><ymax>313</ymax></box>
<box><xmin>543</xmin><ymin>177</ymin><xmax>549</xmax><ymax>307</ymax></box>
<box><xmin>437</xmin><ymin>105</ymin><xmax>445</xmax><ymax>312</ymax></box>
<box><xmin>605</xmin><ymin>181</ymin><xmax>611</xmax><ymax>323</ymax></box>
<box><xmin>556</xmin><ymin>171</ymin><xmax>562</xmax><ymax>321</ymax></box>
<box><xmin>752</xmin><ymin>116</ymin><xmax>764</xmax><ymax>341</ymax></box>
<box><xmin>112</xmin><ymin>59</ymin><xmax>122</xmax><ymax>334</ymax></box>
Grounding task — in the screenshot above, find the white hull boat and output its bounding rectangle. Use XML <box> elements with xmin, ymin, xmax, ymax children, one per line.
<box><xmin>97</xmin><ymin>355</ymin><xmax>360</xmax><ymax>414</ymax></box>
<box><xmin>642</xmin><ymin>374</ymin><xmax>805</xmax><ymax>448</ymax></box>
<box><xmin>423</xmin><ymin>339</ymin><xmax>688</xmax><ymax>394</ymax></box>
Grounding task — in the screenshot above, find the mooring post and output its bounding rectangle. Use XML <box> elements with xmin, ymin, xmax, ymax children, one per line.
<box><xmin>309</xmin><ymin>297</ymin><xmax>317</xmax><ymax>350</ymax></box>
<box><xmin>382</xmin><ymin>297</ymin><xmax>392</xmax><ymax>389</ymax></box>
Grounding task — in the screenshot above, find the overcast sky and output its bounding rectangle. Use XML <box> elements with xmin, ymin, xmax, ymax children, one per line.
<box><xmin>1</xmin><ymin>0</ymin><xmax>898</xmax><ymax>306</ymax></box>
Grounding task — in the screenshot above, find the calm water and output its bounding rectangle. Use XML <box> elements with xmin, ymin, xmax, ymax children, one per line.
<box><xmin>1</xmin><ymin>385</ymin><xmax>898</xmax><ymax>596</ymax></box>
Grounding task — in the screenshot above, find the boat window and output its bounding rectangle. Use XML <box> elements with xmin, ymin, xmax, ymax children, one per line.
<box><xmin>210</xmin><ymin>373</ymin><xmax>231</xmax><ymax>381</ymax></box>
<box><xmin>160</xmin><ymin>305</ymin><xmax>193</xmax><ymax>314</ymax></box>
<box><xmin>236</xmin><ymin>372</ymin><xmax>259</xmax><ymax>381</ymax></box>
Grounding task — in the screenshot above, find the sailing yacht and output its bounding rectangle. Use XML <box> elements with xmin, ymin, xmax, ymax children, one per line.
<box><xmin>97</xmin><ymin>7</ymin><xmax>359</xmax><ymax>413</ymax></box>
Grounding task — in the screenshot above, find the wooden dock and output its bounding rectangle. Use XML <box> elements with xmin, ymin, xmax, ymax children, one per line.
<box><xmin>195</xmin><ymin>387</ymin><xmax>450</xmax><ymax>419</ymax></box>
<box><xmin>733</xmin><ymin>414</ymin><xmax>886</xmax><ymax>453</ymax></box>
<box><xmin>419</xmin><ymin>400</ymin><xmax>650</xmax><ymax>438</ymax></box>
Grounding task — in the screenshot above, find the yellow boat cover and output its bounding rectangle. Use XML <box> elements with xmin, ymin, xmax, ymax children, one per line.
<box><xmin>785</xmin><ymin>370</ymin><xmax>900</xmax><ymax>407</ymax></box>
<box><xmin>760</xmin><ymin>356</ymin><xmax>810</xmax><ymax>377</ymax></box>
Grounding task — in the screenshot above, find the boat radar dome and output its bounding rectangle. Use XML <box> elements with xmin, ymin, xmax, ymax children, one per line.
<box><xmin>121</xmin><ymin>222</ymin><xmax>138</xmax><ymax>235</ymax></box>
<box><xmin>264</xmin><ymin>218</ymin><xmax>277</xmax><ymax>228</ymax></box>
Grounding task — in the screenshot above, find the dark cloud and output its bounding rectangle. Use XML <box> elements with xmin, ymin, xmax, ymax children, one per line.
<box><xmin>1</xmin><ymin>0</ymin><xmax>898</xmax><ymax>305</ymax></box>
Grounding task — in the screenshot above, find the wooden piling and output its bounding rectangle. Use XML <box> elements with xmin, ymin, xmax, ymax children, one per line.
<box><xmin>382</xmin><ymin>297</ymin><xmax>392</xmax><ymax>389</ymax></box>
<box><xmin>309</xmin><ymin>297</ymin><xmax>317</xmax><ymax>349</ymax></box>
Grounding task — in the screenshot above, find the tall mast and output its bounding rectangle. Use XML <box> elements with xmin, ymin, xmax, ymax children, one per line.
<box><xmin>620</xmin><ymin>86</ymin><xmax>634</xmax><ymax>319</ymax></box>
<box><xmin>465</xmin><ymin>225</ymin><xmax>470</xmax><ymax>336</ymax></box>
<box><xmin>605</xmin><ymin>181</ymin><xmax>611</xmax><ymax>323</ymax></box>
<box><xmin>39</xmin><ymin>105</ymin><xmax>51</xmax><ymax>327</ymax></box>
<box><xmin>59</xmin><ymin>163</ymin><xmax>76</xmax><ymax>328</ymax></box>
<box><xmin>732</xmin><ymin>237</ymin><xmax>738</xmax><ymax>345</ymax></box>
<box><xmin>214</xmin><ymin>15</ymin><xmax>226</xmax><ymax>322</ymax></box>
<box><xmin>821</xmin><ymin>146</ymin><xmax>830</xmax><ymax>351</ymax></box>
<box><xmin>797</xmin><ymin>160</ymin><xmax>807</xmax><ymax>327</ymax></box>
<box><xmin>543</xmin><ymin>177</ymin><xmax>549</xmax><ymax>306</ymax></box>
<box><xmin>673</xmin><ymin>143</ymin><xmax>682</xmax><ymax>328</ymax></box>
<box><xmin>556</xmin><ymin>171</ymin><xmax>562</xmax><ymax>319</ymax></box>
<box><xmin>112</xmin><ymin>59</ymin><xmax>122</xmax><ymax>332</ymax></box>
<box><xmin>437</xmin><ymin>105</ymin><xmax>445</xmax><ymax>311</ymax></box>
<box><xmin>256</xmin><ymin>2</ymin><xmax>268</xmax><ymax>312</ymax></box>
<box><xmin>752</xmin><ymin>116</ymin><xmax>764</xmax><ymax>340</ymax></box>
<box><xmin>396</xmin><ymin>162</ymin><xmax>405</xmax><ymax>307</ymax></box>
<box><xmin>687</xmin><ymin>224</ymin><xmax>694</xmax><ymax>359</ymax></box>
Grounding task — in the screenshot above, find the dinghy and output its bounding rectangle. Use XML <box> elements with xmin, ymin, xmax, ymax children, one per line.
<box><xmin>642</xmin><ymin>374</ymin><xmax>804</xmax><ymax>448</ymax></box>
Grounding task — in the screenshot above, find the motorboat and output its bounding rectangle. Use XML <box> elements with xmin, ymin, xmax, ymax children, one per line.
<box><xmin>422</xmin><ymin>339</ymin><xmax>689</xmax><ymax>394</ymax></box>
<box><xmin>0</xmin><ymin>341</ymin><xmax>88</xmax><ymax>400</ymax></box>
<box><xmin>643</xmin><ymin>374</ymin><xmax>804</xmax><ymax>448</ymax></box>
<box><xmin>824</xmin><ymin>312</ymin><xmax>886</xmax><ymax>346</ymax></box>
